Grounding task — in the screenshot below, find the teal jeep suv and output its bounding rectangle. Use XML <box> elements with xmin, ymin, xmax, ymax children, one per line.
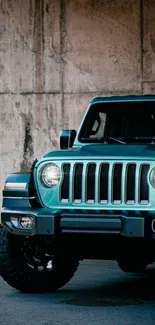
<box><xmin>1</xmin><ymin>95</ymin><xmax>155</xmax><ymax>292</ymax></box>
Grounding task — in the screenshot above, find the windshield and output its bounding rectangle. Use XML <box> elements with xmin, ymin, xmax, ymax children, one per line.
<box><xmin>78</xmin><ymin>101</ymin><xmax>155</xmax><ymax>143</ymax></box>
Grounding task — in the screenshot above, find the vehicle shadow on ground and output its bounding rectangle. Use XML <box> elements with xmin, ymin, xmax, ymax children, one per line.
<box><xmin>60</xmin><ymin>268</ymin><xmax>155</xmax><ymax>302</ymax></box>
<box><xmin>6</xmin><ymin>263</ymin><xmax>155</xmax><ymax>305</ymax></box>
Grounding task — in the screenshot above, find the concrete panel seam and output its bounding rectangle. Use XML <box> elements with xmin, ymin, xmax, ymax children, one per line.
<box><xmin>0</xmin><ymin>90</ymin><xmax>142</xmax><ymax>96</ymax></box>
<box><xmin>60</xmin><ymin>0</ymin><xmax>66</xmax><ymax>126</ymax></box>
<box><xmin>140</xmin><ymin>0</ymin><xmax>144</xmax><ymax>93</ymax></box>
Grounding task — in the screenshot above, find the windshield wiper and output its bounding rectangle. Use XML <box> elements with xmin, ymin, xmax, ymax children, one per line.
<box><xmin>80</xmin><ymin>137</ymin><xmax>126</xmax><ymax>144</ymax></box>
<box><xmin>123</xmin><ymin>137</ymin><xmax>155</xmax><ymax>142</ymax></box>
<box><xmin>106</xmin><ymin>137</ymin><xmax>126</xmax><ymax>144</ymax></box>
<box><xmin>135</xmin><ymin>137</ymin><xmax>155</xmax><ymax>141</ymax></box>
<box><xmin>80</xmin><ymin>137</ymin><xmax>105</xmax><ymax>142</ymax></box>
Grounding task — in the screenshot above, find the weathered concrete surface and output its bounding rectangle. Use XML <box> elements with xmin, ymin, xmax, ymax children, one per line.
<box><xmin>42</xmin><ymin>0</ymin><xmax>61</xmax><ymax>93</ymax></box>
<box><xmin>0</xmin><ymin>94</ymin><xmax>62</xmax><ymax>180</ymax></box>
<box><xmin>64</xmin><ymin>0</ymin><xmax>141</xmax><ymax>93</ymax></box>
<box><xmin>0</xmin><ymin>0</ymin><xmax>61</xmax><ymax>93</ymax></box>
<box><xmin>143</xmin><ymin>0</ymin><xmax>155</xmax><ymax>83</ymax></box>
<box><xmin>142</xmin><ymin>0</ymin><xmax>155</xmax><ymax>94</ymax></box>
<box><xmin>0</xmin><ymin>1</ymin><xmax>35</xmax><ymax>93</ymax></box>
<box><xmin>0</xmin><ymin>0</ymin><xmax>155</xmax><ymax>204</ymax></box>
<box><xmin>143</xmin><ymin>82</ymin><xmax>155</xmax><ymax>94</ymax></box>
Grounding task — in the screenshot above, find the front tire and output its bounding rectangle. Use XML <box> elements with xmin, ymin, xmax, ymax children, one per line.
<box><xmin>117</xmin><ymin>259</ymin><xmax>148</xmax><ymax>273</ymax></box>
<box><xmin>0</xmin><ymin>228</ymin><xmax>79</xmax><ymax>293</ymax></box>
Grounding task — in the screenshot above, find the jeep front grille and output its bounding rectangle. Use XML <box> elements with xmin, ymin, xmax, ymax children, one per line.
<box><xmin>60</xmin><ymin>162</ymin><xmax>150</xmax><ymax>205</ymax></box>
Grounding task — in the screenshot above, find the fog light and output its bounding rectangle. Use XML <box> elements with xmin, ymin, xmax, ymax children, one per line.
<box><xmin>19</xmin><ymin>216</ymin><xmax>34</xmax><ymax>229</ymax></box>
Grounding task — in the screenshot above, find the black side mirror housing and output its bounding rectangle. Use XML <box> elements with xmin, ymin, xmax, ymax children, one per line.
<box><xmin>60</xmin><ymin>130</ymin><xmax>77</xmax><ymax>149</ymax></box>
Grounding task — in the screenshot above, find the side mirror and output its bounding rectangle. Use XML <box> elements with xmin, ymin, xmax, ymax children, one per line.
<box><xmin>60</xmin><ymin>130</ymin><xmax>76</xmax><ymax>149</ymax></box>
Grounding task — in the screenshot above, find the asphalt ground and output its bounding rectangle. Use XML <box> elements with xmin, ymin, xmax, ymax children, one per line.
<box><xmin>0</xmin><ymin>260</ymin><xmax>155</xmax><ymax>325</ymax></box>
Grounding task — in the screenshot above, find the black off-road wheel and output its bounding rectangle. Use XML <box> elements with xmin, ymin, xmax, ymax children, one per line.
<box><xmin>0</xmin><ymin>227</ymin><xmax>79</xmax><ymax>293</ymax></box>
<box><xmin>117</xmin><ymin>259</ymin><xmax>148</xmax><ymax>273</ymax></box>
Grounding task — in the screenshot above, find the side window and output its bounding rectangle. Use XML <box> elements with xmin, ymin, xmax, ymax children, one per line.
<box><xmin>90</xmin><ymin>112</ymin><xmax>106</xmax><ymax>138</ymax></box>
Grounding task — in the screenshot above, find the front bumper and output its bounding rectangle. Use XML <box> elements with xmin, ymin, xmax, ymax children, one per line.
<box><xmin>1</xmin><ymin>207</ymin><xmax>155</xmax><ymax>238</ymax></box>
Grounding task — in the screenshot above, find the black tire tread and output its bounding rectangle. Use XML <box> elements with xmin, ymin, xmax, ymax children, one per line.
<box><xmin>0</xmin><ymin>227</ymin><xmax>79</xmax><ymax>293</ymax></box>
<box><xmin>117</xmin><ymin>259</ymin><xmax>147</xmax><ymax>273</ymax></box>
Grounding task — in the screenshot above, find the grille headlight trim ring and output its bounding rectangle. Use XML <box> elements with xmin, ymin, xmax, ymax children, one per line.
<box><xmin>149</xmin><ymin>167</ymin><xmax>155</xmax><ymax>189</ymax></box>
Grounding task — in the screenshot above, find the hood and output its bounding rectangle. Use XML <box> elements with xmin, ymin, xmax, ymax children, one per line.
<box><xmin>40</xmin><ymin>144</ymin><xmax>155</xmax><ymax>162</ymax></box>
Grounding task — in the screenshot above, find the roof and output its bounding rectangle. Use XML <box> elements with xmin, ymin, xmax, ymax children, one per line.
<box><xmin>91</xmin><ymin>94</ymin><xmax>155</xmax><ymax>104</ymax></box>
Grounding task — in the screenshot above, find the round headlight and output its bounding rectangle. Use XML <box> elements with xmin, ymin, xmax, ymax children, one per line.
<box><xmin>150</xmin><ymin>167</ymin><xmax>155</xmax><ymax>188</ymax></box>
<box><xmin>40</xmin><ymin>163</ymin><xmax>60</xmax><ymax>187</ymax></box>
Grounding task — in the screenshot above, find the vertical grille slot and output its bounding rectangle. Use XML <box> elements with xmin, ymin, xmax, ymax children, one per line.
<box><xmin>73</xmin><ymin>163</ymin><xmax>83</xmax><ymax>203</ymax></box>
<box><xmin>139</xmin><ymin>164</ymin><xmax>150</xmax><ymax>204</ymax></box>
<box><xmin>86</xmin><ymin>163</ymin><xmax>96</xmax><ymax>203</ymax></box>
<box><xmin>112</xmin><ymin>164</ymin><xmax>123</xmax><ymax>204</ymax></box>
<box><xmin>126</xmin><ymin>164</ymin><xmax>136</xmax><ymax>204</ymax></box>
<box><xmin>99</xmin><ymin>164</ymin><xmax>109</xmax><ymax>204</ymax></box>
<box><xmin>60</xmin><ymin>164</ymin><xmax>70</xmax><ymax>202</ymax></box>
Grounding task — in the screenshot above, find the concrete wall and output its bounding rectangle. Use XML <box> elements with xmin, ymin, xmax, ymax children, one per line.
<box><xmin>0</xmin><ymin>0</ymin><xmax>154</xmax><ymax>200</ymax></box>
